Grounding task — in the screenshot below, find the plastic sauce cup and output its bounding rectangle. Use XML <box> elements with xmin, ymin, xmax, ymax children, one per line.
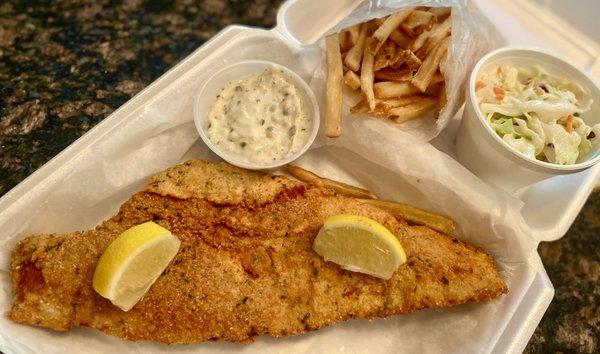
<box><xmin>193</xmin><ymin>60</ymin><xmax>320</xmax><ymax>170</ymax></box>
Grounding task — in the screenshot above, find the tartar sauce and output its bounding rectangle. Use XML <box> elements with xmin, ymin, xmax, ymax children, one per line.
<box><xmin>206</xmin><ymin>68</ymin><xmax>312</xmax><ymax>165</ymax></box>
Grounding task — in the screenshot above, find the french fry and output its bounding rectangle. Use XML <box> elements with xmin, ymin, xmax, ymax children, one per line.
<box><xmin>339</xmin><ymin>31</ymin><xmax>351</xmax><ymax>52</ymax></box>
<box><xmin>284</xmin><ymin>165</ymin><xmax>323</xmax><ymax>185</ymax></box>
<box><xmin>344</xmin><ymin>70</ymin><xmax>361</xmax><ymax>90</ymax></box>
<box><xmin>351</xmin><ymin>99</ymin><xmax>405</xmax><ymax>118</ymax></box>
<box><xmin>369</xmin><ymin>9</ymin><xmax>414</xmax><ymax>54</ymax></box>
<box><xmin>285</xmin><ymin>165</ymin><xmax>378</xmax><ymax>199</ymax></box>
<box><xmin>286</xmin><ymin>166</ymin><xmax>455</xmax><ymax>234</ymax></box>
<box><xmin>374</xmin><ymin>52</ymin><xmax>390</xmax><ymax>71</ymax></box>
<box><xmin>373</xmin><ymin>81</ymin><xmax>421</xmax><ymax>98</ymax></box>
<box><xmin>374</xmin><ymin>40</ymin><xmax>398</xmax><ymax>70</ymax></box>
<box><xmin>375</xmin><ymin>40</ymin><xmax>397</xmax><ymax>70</ymax></box>
<box><xmin>350</xmin><ymin>100</ymin><xmax>391</xmax><ymax>118</ymax></box>
<box><xmin>400</xmin><ymin>10</ymin><xmax>435</xmax><ymax>34</ymax></box>
<box><xmin>371</xmin><ymin>99</ymin><xmax>430</xmax><ymax>119</ymax></box>
<box><xmin>360</xmin><ymin>199</ymin><xmax>455</xmax><ymax>234</ymax></box>
<box><xmin>412</xmin><ymin>36</ymin><xmax>450</xmax><ymax>92</ymax></box>
<box><xmin>347</xmin><ymin>24</ymin><xmax>360</xmax><ymax>46</ymax></box>
<box><xmin>389</xmin><ymin>29</ymin><xmax>411</xmax><ymax>47</ymax></box>
<box><xmin>374</xmin><ymin>67</ymin><xmax>413</xmax><ymax>81</ymax></box>
<box><xmin>410</xmin><ymin>28</ymin><xmax>433</xmax><ymax>52</ymax></box>
<box><xmin>389</xmin><ymin>97</ymin><xmax>437</xmax><ymax>123</ymax></box>
<box><xmin>424</xmin><ymin>80</ymin><xmax>445</xmax><ymax>96</ymax></box>
<box><xmin>429</xmin><ymin>72</ymin><xmax>445</xmax><ymax>85</ymax></box>
<box><xmin>420</xmin><ymin>16</ymin><xmax>451</xmax><ymax>56</ymax></box>
<box><xmin>367</xmin><ymin>105</ymin><xmax>397</xmax><ymax>119</ymax></box>
<box><xmin>379</xmin><ymin>95</ymin><xmax>431</xmax><ymax>108</ymax></box>
<box><xmin>374</xmin><ymin>17</ymin><xmax>387</xmax><ymax>27</ymax></box>
<box><xmin>366</xmin><ymin>111</ymin><xmax>391</xmax><ymax>119</ymax></box>
<box><xmin>339</xmin><ymin>24</ymin><xmax>361</xmax><ymax>52</ymax></box>
<box><xmin>437</xmin><ymin>84</ymin><xmax>447</xmax><ymax>112</ymax></box>
<box><xmin>428</xmin><ymin>7</ymin><xmax>451</xmax><ymax>19</ymax></box>
<box><xmin>325</xmin><ymin>34</ymin><xmax>344</xmax><ymax>138</ymax></box>
<box><xmin>361</xmin><ymin>37</ymin><xmax>377</xmax><ymax>110</ymax></box>
<box><xmin>389</xmin><ymin>48</ymin><xmax>420</xmax><ymax>71</ymax></box>
<box><xmin>350</xmin><ymin>96</ymin><xmax>430</xmax><ymax>117</ymax></box>
<box><xmin>383</xmin><ymin>40</ymin><xmax>397</xmax><ymax>58</ymax></box>
<box><xmin>401</xmin><ymin>49</ymin><xmax>422</xmax><ymax>69</ymax></box>
<box><xmin>389</xmin><ymin>49</ymin><xmax>405</xmax><ymax>69</ymax></box>
<box><xmin>320</xmin><ymin>178</ymin><xmax>378</xmax><ymax>199</ymax></box>
<box><xmin>344</xmin><ymin>23</ymin><xmax>368</xmax><ymax>72</ymax></box>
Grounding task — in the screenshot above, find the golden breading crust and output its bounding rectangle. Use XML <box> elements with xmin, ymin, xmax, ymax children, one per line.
<box><xmin>9</xmin><ymin>160</ymin><xmax>507</xmax><ymax>344</ymax></box>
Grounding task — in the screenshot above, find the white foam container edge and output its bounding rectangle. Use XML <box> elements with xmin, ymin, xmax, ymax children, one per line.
<box><xmin>1</xmin><ymin>0</ymin><xmax>598</xmax><ymax>353</ymax></box>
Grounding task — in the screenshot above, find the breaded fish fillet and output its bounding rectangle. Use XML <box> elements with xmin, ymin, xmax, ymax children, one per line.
<box><xmin>9</xmin><ymin>160</ymin><xmax>507</xmax><ymax>344</ymax></box>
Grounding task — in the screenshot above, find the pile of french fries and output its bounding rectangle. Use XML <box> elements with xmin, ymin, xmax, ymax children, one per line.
<box><xmin>325</xmin><ymin>7</ymin><xmax>452</xmax><ymax>138</ymax></box>
<box><xmin>285</xmin><ymin>165</ymin><xmax>455</xmax><ymax>235</ymax></box>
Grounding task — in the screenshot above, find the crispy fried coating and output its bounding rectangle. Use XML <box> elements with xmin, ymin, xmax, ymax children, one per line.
<box><xmin>9</xmin><ymin>160</ymin><xmax>507</xmax><ymax>344</ymax></box>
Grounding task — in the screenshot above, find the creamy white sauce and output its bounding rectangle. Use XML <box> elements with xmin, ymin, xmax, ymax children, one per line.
<box><xmin>206</xmin><ymin>68</ymin><xmax>312</xmax><ymax>165</ymax></box>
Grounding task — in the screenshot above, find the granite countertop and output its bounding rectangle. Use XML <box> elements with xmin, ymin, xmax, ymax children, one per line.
<box><xmin>0</xmin><ymin>1</ymin><xmax>598</xmax><ymax>352</ymax></box>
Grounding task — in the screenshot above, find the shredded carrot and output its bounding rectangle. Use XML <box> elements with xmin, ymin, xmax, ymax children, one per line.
<box><xmin>565</xmin><ymin>115</ymin><xmax>574</xmax><ymax>133</ymax></box>
<box><xmin>475</xmin><ymin>80</ymin><xmax>486</xmax><ymax>91</ymax></box>
<box><xmin>496</xmin><ymin>66</ymin><xmax>503</xmax><ymax>78</ymax></box>
<box><xmin>493</xmin><ymin>86</ymin><xmax>505</xmax><ymax>100</ymax></box>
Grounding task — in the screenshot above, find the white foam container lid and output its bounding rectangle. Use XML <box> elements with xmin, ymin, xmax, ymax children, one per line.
<box><xmin>0</xmin><ymin>0</ymin><xmax>598</xmax><ymax>353</ymax></box>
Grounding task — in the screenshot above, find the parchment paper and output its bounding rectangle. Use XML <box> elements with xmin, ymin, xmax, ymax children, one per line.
<box><xmin>0</xmin><ymin>1</ymin><xmax>540</xmax><ymax>353</ymax></box>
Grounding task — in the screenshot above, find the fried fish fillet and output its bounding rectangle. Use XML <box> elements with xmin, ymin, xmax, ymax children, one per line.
<box><xmin>9</xmin><ymin>160</ymin><xmax>507</xmax><ymax>344</ymax></box>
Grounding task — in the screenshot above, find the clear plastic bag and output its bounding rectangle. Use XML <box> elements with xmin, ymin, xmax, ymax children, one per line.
<box><xmin>313</xmin><ymin>0</ymin><xmax>505</xmax><ymax>142</ymax></box>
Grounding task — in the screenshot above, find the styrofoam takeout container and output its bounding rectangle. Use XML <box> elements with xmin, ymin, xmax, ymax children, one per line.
<box><xmin>193</xmin><ymin>60</ymin><xmax>320</xmax><ymax>170</ymax></box>
<box><xmin>457</xmin><ymin>47</ymin><xmax>600</xmax><ymax>192</ymax></box>
<box><xmin>0</xmin><ymin>0</ymin><xmax>599</xmax><ymax>353</ymax></box>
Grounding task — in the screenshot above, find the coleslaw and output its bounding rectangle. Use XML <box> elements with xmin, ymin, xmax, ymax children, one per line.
<box><xmin>475</xmin><ymin>65</ymin><xmax>599</xmax><ymax>165</ymax></box>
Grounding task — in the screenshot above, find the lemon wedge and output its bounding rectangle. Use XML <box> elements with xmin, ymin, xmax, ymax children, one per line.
<box><xmin>313</xmin><ymin>215</ymin><xmax>406</xmax><ymax>279</ymax></box>
<box><xmin>93</xmin><ymin>221</ymin><xmax>180</xmax><ymax>311</ymax></box>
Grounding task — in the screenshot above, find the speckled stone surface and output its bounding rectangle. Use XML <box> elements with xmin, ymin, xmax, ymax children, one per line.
<box><xmin>0</xmin><ymin>1</ymin><xmax>598</xmax><ymax>352</ymax></box>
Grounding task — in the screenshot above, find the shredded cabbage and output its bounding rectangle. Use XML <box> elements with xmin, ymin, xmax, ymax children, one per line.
<box><xmin>476</xmin><ymin>65</ymin><xmax>599</xmax><ymax>165</ymax></box>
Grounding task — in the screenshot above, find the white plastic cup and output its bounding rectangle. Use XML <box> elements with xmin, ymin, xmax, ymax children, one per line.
<box><xmin>193</xmin><ymin>60</ymin><xmax>320</xmax><ymax>170</ymax></box>
<box><xmin>456</xmin><ymin>47</ymin><xmax>600</xmax><ymax>193</ymax></box>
